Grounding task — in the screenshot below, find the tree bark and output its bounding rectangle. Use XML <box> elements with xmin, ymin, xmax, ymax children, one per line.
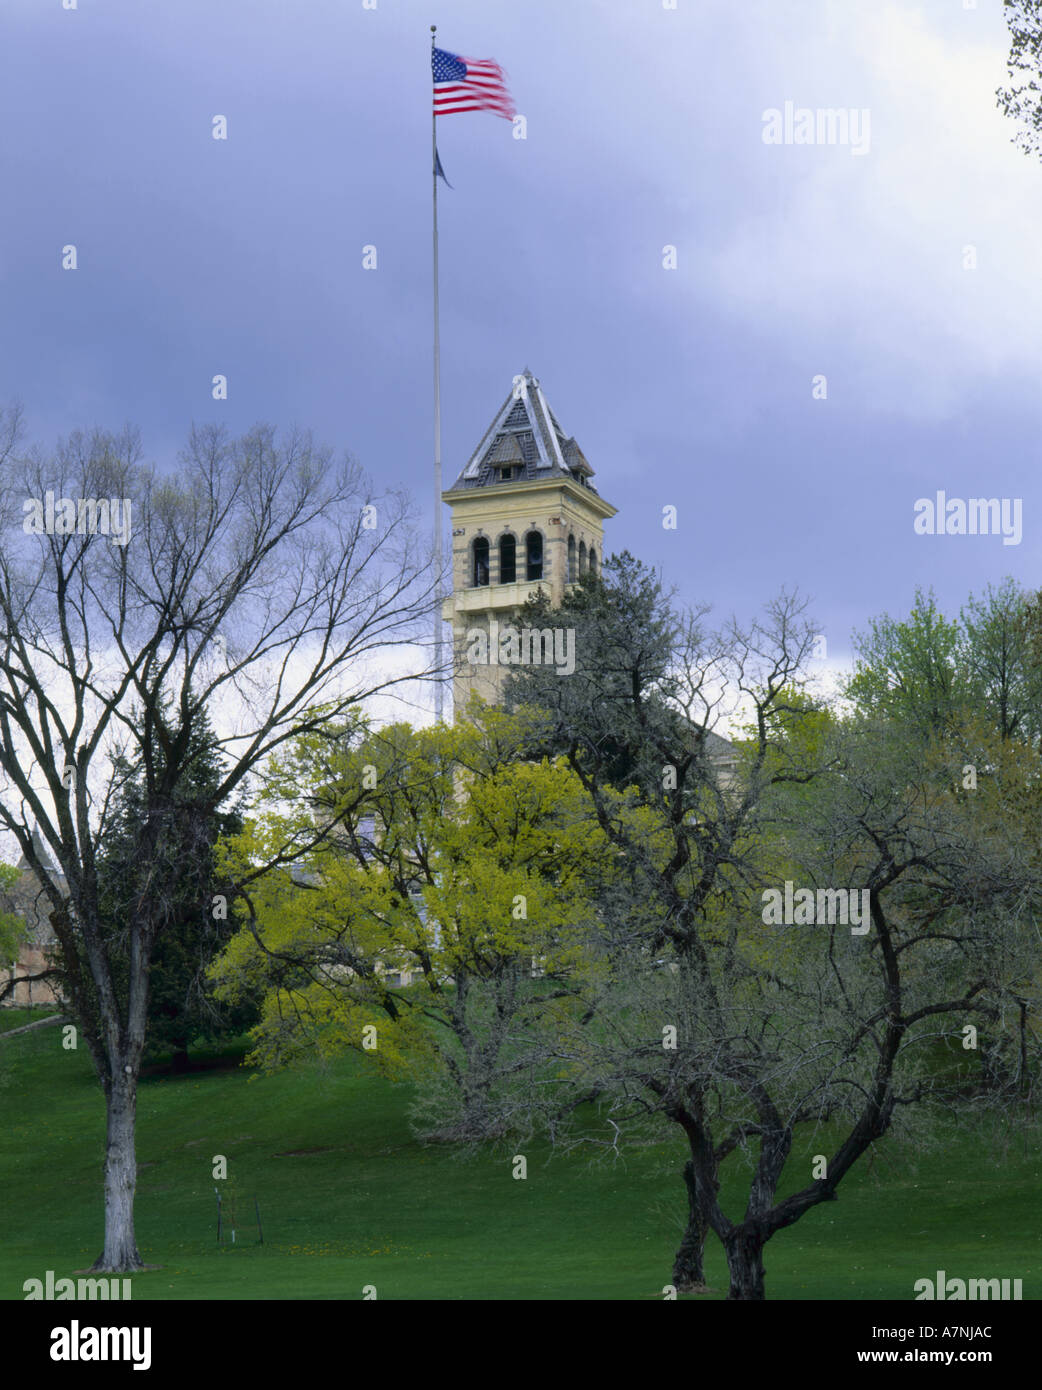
<box><xmin>91</xmin><ymin>1072</ymin><xmax>144</xmax><ymax>1272</ymax></box>
<box><xmin>723</xmin><ymin>1226</ymin><xmax>767</xmax><ymax>1301</ymax></box>
<box><xmin>671</xmin><ymin>1159</ymin><xmax>708</xmax><ymax>1290</ymax></box>
<box><xmin>1018</xmin><ymin>998</ymin><xmax>1031</xmax><ymax>1098</ymax></box>
<box><xmin>979</xmin><ymin>1037</ymin><xmax>1017</xmax><ymax>1097</ymax></box>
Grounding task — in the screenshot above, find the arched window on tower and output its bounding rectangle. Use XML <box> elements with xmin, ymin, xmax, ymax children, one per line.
<box><xmin>525</xmin><ymin>531</ymin><xmax>543</xmax><ymax>582</ymax></box>
<box><xmin>578</xmin><ymin>540</ymin><xmax>587</xmax><ymax>576</ymax></box>
<box><xmin>588</xmin><ymin>545</ymin><xmax>597</xmax><ymax>578</ymax></box>
<box><xmin>567</xmin><ymin>534</ymin><xmax>576</xmax><ymax>583</ymax></box>
<box><xmin>499</xmin><ymin>533</ymin><xmax>516</xmax><ymax>585</ymax></box>
<box><xmin>472</xmin><ymin>536</ymin><xmax>490</xmax><ymax>587</ymax></box>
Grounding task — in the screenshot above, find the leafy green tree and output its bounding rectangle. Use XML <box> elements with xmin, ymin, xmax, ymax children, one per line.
<box><xmin>848</xmin><ymin>580</ymin><xmax>1041</xmax><ymax>747</ymax></box>
<box><xmin>210</xmin><ymin>709</ymin><xmax>603</xmax><ymax>1141</ymax></box>
<box><xmin>960</xmin><ymin>578</ymin><xmax>1042</xmax><ymax>744</ymax></box>
<box><xmin>845</xmin><ymin>587</ymin><xmax>967</xmax><ymax>740</ymax></box>
<box><xmin>847</xmin><ymin>581</ymin><xmax>1042</xmax><ymax>1093</ymax></box>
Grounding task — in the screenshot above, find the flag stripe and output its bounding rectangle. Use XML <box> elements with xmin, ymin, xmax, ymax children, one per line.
<box><xmin>434</xmin><ymin>93</ymin><xmax>515</xmax><ymax>107</ymax></box>
<box><xmin>435</xmin><ymin>98</ymin><xmax>514</xmax><ymax>112</ymax></box>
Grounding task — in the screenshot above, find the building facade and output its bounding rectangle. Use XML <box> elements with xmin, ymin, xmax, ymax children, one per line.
<box><xmin>0</xmin><ymin>835</ymin><xmax>64</xmax><ymax>1008</ymax></box>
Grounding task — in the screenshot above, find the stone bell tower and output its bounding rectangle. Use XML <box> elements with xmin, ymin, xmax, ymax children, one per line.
<box><xmin>441</xmin><ymin>369</ymin><xmax>616</xmax><ymax>716</ymax></box>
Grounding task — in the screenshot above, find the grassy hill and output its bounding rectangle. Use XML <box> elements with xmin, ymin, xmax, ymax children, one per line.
<box><xmin>1</xmin><ymin>1011</ymin><xmax>1039</xmax><ymax>1300</ymax></box>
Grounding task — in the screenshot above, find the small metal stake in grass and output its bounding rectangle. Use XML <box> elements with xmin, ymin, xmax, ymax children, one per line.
<box><xmin>215</xmin><ymin>1186</ymin><xmax>222</xmax><ymax>1245</ymax></box>
<box><xmin>255</xmin><ymin>1196</ymin><xmax>264</xmax><ymax>1246</ymax></box>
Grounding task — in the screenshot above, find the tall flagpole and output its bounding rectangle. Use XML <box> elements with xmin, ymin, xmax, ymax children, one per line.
<box><xmin>431</xmin><ymin>24</ymin><xmax>444</xmax><ymax>723</ymax></box>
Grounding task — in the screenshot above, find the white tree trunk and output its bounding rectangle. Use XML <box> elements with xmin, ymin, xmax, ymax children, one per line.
<box><xmin>92</xmin><ymin>1073</ymin><xmax>143</xmax><ymax>1272</ymax></box>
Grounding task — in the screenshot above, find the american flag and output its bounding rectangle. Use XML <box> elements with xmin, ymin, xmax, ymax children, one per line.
<box><xmin>432</xmin><ymin>46</ymin><xmax>516</xmax><ymax>119</ymax></box>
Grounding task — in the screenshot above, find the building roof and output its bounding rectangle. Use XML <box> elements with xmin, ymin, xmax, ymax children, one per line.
<box><xmin>448</xmin><ymin>369</ymin><xmax>600</xmax><ymax>494</ymax></box>
<box><xmin>12</xmin><ymin>830</ymin><xmax>65</xmax><ymax>948</ymax></box>
<box><xmin>701</xmin><ymin>727</ymin><xmax>737</xmax><ymax>771</ymax></box>
<box><xmin>16</xmin><ymin>829</ymin><xmax>64</xmax><ymax>888</ymax></box>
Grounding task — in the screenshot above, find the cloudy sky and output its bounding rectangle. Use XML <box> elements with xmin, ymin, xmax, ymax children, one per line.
<box><xmin>3</xmin><ymin>0</ymin><xmax>1040</xmax><ymax>701</ymax></box>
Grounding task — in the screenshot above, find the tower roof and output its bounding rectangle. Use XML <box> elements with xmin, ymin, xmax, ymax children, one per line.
<box><xmin>448</xmin><ymin>369</ymin><xmax>598</xmax><ymax>493</ymax></box>
<box><xmin>16</xmin><ymin>828</ymin><xmax>63</xmax><ymax>885</ymax></box>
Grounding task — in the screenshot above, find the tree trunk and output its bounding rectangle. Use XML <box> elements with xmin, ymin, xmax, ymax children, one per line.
<box><xmin>671</xmin><ymin>1159</ymin><xmax>708</xmax><ymax>1290</ymax></box>
<box><xmin>459</xmin><ymin>1081</ymin><xmax>495</xmax><ymax>1140</ymax></box>
<box><xmin>979</xmin><ymin>1040</ymin><xmax>1000</xmax><ymax>1093</ymax></box>
<box><xmin>723</xmin><ymin>1226</ymin><xmax>766</xmax><ymax>1300</ymax></box>
<box><xmin>1018</xmin><ymin>998</ymin><xmax>1031</xmax><ymax>1098</ymax></box>
<box><xmin>91</xmin><ymin>1073</ymin><xmax>144</xmax><ymax>1272</ymax></box>
<box><xmin>980</xmin><ymin>1038</ymin><xmax>1018</xmax><ymax>1097</ymax></box>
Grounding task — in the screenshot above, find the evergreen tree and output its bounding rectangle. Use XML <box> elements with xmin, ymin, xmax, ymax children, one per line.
<box><xmin>95</xmin><ymin>706</ymin><xmax>256</xmax><ymax>1072</ymax></box>
<box><xmin>502</xmin><ymin>550</ymin><xmax>688</xmax><ymax>791</ymax></box>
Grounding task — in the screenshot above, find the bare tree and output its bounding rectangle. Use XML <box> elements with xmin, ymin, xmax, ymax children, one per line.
<box><xmin>507</xmin><ymin>558</ymin><xmax>1041</xmax><ymax>1298</ymax></box>
<box><xmin>0</xmin><ymin>407</ymin><xmax>436</xmax><ymax>1270</ymax></box>
<box><xmin>506</xmin><ymin>557</ymin><xmax>829</xmax><ymax>1290</ymax></box>
<box><xmin>551</xmin><ymin>717</ymin><xmax>1040</xmax><ymax>1297</ymax></box>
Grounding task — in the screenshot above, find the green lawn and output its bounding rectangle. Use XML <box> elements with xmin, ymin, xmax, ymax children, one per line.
<box><xmin>0</xmin><ymin>1005</ymin><xmax>61</xmax><ymax>1032</ymax></box>
<box><xmin>1</xmin><ymin>1020</ymin><xmax>1038</xmax><ymax>1300</ymax></box>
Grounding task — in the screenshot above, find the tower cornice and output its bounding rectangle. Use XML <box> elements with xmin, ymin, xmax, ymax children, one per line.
<box><xmin>443</xmin><ymin>474</ymin><xmax>617</xmax><ymax>521</ymax></box>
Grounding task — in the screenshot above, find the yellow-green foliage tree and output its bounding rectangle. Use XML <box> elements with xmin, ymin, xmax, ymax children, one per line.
<box><xmin>0</xmin><ymin>861</ymin><xmax>29</xmax><ymax>974</ymax></box>
<box><xmin>209</xmin><ymin>707</ymin><xmax>605</xmax><ymax>1141</ymax></box>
